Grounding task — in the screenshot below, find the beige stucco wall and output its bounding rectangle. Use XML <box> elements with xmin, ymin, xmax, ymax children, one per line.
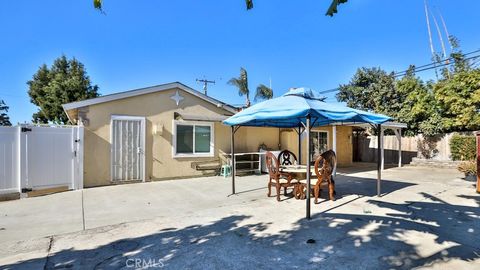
<box><xmin>279</xmin><ymin>125</ymin><xmax>353</xmax><ymax>166</ymax></box>
<box><xmin>77</xmin><ymin>88</ymin><xmax>279</xmax><ymax>187</ymax></box>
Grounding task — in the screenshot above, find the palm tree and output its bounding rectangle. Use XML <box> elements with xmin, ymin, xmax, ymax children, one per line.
<box><xmin>228</xmin><ymin>67</ymin><xmax>251</xmax><ymax>107</ymax></box>
<box><xmin>255</xmin><ymin>84</ymin><xmax>273</xmax><ymax>101</ymax></box>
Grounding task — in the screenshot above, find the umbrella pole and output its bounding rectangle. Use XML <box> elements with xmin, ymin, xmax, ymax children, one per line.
<box><xmin>306</xmin><ymin>116</ymin><xmax>311</xmax><ymax>219</ymax></box>
<box><xmin>231</xmin><ymin>126</ymin><xmax>236</xmax><ymax>195</ymax></box>
<box><xmin>377</xmin><ymin>124</ymin><xmax>382</xmax><ymax>197</ymax></box>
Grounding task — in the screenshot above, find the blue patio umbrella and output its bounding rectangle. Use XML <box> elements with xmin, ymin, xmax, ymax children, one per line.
<box><xmin>223</xmin><ymin>88</ymin><xmax>391</xmax><ymax>219</ymax></box>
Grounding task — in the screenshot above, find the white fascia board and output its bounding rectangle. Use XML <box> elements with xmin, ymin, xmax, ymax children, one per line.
<box><xmin>62</xmin><ymin>82</ymin><xmax>237</xmax><ymax>114</ymax></box>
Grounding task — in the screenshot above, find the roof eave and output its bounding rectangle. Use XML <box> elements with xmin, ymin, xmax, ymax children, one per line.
<box><xmin>62</xmin><ymin>82</ymin><xmax>238</xmax><ymax>114</ymax></box>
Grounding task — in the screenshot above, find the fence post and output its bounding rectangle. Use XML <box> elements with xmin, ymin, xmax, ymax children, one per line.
<box><xmin>476</xmin><ymin>132</ymin><xmax>480</xmax><ymax>194</ymax></box>
<box><xmin>76</xmin><ymin>126</ymin><xmax>84</xmax><ymax>190</ymax></box>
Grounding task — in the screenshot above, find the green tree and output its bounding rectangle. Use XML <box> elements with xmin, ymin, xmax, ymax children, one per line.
<box><xmin>27</xmin><ymin>55</ymin><xmax>100</xmax><ymax>124</ymax></box>
<box><xmin>434</xmin><ymin>38</ymin><xmax>480</xmax><ymax>132</ymax></box>
<box><xmin>395</xmin><ymin>67</ymin><xmax>442</xmax><ymax>136</ymax></box>
<box><xmin>338</xmin><ymin>38</ymin><xmax>479</xmax><ymax>135</ymax></box>
<box><xmin>336</xmin><ymin>67</ymin><xmax>402</xmax><ymax>116</ymax></box>
<box><xmin>228</xmin><ymin>67</ymin><xmax>251</xmax><ymax>107</ymax></box>
<box><xmin>255</xmin><ymin>84</ymin><xmax>273</xmax><ymax>101</ymax></box>
<box><xmin>0</xmin><ymin>99</ymin><xmax>12</xmax><ymax>126</ymax></box>
<box><xmin>434</xmin><ymin>69</ymin><xmax>480</xmax><ymax>132</ymax></box>
<box><xmin>337</xmin><ymin>66</ymin><xmax>443</xmax><ymax>136</ymax></box>
<box><xmin>94</xmin><ymin>0</ymin><xmax>348</xmax><ymax>16</ymax></box>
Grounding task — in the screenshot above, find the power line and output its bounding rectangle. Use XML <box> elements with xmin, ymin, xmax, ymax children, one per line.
<box><xmin>393</xmin><ymin>49</ymin><xmax>480</xmax><ymax>76</ymax></box>
<box><xmin>317</xmin><ymin>48</ymin><xmax>480</xmax><ymax>95</ymax></box>
<box><xmin>318</xmin><ymin>87</ymin><xmax>340</xmax><ymax>94</ymax></box>
<box><xmin>394</xmin><ymin>53</ymin><xmax>480</xmax><ymax>77</ymax></box>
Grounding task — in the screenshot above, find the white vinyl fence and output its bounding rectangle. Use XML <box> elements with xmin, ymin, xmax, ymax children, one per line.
<box><xmin>0</xmin><ymin>125</ymin><xmax>83</xmax><ymax>195</ymax></box>
<box><xmin>0</xmin><ymin>127</ymin><xmax>20</xmax><ymax>194</ymax></box>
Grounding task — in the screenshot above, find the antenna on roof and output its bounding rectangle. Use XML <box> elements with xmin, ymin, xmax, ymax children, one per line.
<box><xmin>196</xmin><ymin>78</ymin><xmax>215</xmax><ymax>96</ymax></box>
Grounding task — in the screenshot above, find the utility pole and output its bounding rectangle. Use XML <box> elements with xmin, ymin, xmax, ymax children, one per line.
<box><xmin>196</xmin><ymin>79</ymin><xmax>215</xmax><ymax>96</ymax></box>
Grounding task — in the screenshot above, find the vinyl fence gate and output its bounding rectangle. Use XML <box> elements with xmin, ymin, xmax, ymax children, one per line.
<box><xmin>0</xmin><ymin>125</ymin><xmax>83</xmax><ymax>195</ymax></box>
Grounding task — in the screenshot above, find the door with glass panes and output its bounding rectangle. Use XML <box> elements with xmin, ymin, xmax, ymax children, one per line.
<box><xmin>310</xmin><ymin>131</ymin><xmax>329</xmax><ymax>161</ymax></box>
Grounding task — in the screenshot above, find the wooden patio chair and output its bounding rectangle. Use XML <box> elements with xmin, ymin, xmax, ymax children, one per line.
<box><xmin>265</xmin><ymin>151</ymin><xmax>297</xmax><ymax>201</ymax></box>
<box><xmin>313</xmin><ymin>150</ymin><xmax>337</xmax><ymax>204</ymax></box>
<box><xmin>278</xmin><ymin>150</ymin><xmax>298</xmax><ymax>166</ymax></box>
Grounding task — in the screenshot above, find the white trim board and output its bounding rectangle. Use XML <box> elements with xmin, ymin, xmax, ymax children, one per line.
<box><xmin>172</xmin><ymin>120</ymin><xmax>215</xmax><ymax>158</ymax></box>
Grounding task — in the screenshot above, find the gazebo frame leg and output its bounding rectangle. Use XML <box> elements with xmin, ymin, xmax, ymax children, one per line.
<box><xmin>306</xmin><ymin>116</ymin><xmax>311</xmax><ymax>219</ymax></box>
<box><xmin>231</xmin><ymin>126</ymin><xmax>240</xmax><ymax>195</ymax></box>
<box><xmin>377</xmin><ymin>124</ymin><xmax>382</xmax><ymax>197</ymax></box>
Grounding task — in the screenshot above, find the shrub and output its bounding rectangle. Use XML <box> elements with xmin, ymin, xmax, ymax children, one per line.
<box><xmin>457</xmin><ymin>160</ymin><xmax>477</xmax><ymax>175</ymax></box>
<box><xmin>450</xmin><ymin>134</ymin><xmax>476</xmax><ymax>161</ymax></box>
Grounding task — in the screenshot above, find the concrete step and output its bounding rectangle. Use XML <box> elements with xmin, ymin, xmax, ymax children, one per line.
<box><xmin>409</xmin><ymin>157</ymin><xmax>461</xmax><ymax>169</ymax></box>
<box><xmin>191</xmin><ymin>159</ymin><xmax>221</xmax><ymax>173</ymax></box>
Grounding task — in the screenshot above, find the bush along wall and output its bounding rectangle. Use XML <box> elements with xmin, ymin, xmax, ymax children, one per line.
<box><xmin>450</xmin><ymin>134</ymin><xmax>477</xmax><ymax>161</ymax></box>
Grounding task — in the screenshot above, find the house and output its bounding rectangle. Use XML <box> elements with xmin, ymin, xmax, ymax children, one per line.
<box><xmin>63</xmin><ymin>82</ymin><xmax>280</xmax><ymax>187</ymax></box>
<box><xmin>63</xmin><ymin>82</ymin><xmax>372</xmax><ymax>188</ymax></box>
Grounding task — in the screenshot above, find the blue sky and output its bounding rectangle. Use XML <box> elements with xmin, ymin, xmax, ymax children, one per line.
<box><xmin>0</xmin><ymin>0</ymin><xmax>479</xmax><ymax>124</ymax></box>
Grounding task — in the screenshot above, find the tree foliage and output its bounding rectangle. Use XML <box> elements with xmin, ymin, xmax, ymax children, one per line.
<box><xmin>337</xmin><ymin>67</ymin><xmax>402</xmax><ymax>117</ymax></box>
<box><xmin>255</xmin><ymin>84</ymin><xmax>273</xmax><ymax>101</ymax></box>
<box><xmin>395</xmin><ymin>67</ymin><xmax>442</xmax><ymax>136</ymax></box>
<box><xmin>228</xmin><ymin>67</ymin><xmax>274</xmax><ymax>107</ymax></box>
<box><xmin>228</xmin><ymin>67</ymin><xmax>251</xmax><ymax>107</ymax></box>
<box><xmin>325</xmin><ymin>0</ymin><xmax>348</xmax><ymax>16</ymax></box>
<box><xmin>434</xmin><ymin>69</ymin><xmax>480</xmax><ymax>132</ymax></box>
<box><xmin>93</xmin><ymin>0</ymin><xmax>348</xmax><ymax>16</ymax></box>
<box><xmin>449</xmin><ymin>134</ymin><xmax>477</xmax><ymax>161</ymax></box>
<box><xmin>27</xmin><ymin>55</ymin><xmax>100</xmax><ymax>124</ymax></box>
<box><xmin>433</xmin><ymin>40</ymin><xmax>480</xmax><ymax>132</ymax></box>
<box><xmin>0</xmin><ymin>99</ymin><xmax>12</xmax><ymax>126</ymax></box>
<box><xmin>338</xmin><ymin>42</ymin><xmax>480</xmax><ymax>136</ymax></box>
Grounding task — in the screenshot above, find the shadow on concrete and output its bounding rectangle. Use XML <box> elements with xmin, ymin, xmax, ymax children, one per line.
<box><xmin>337</xmin><ymin>162</ymin><xmax>399</xmax><ymax>174</ymax></box>
<box><xmin>4</xmin><ymin>191</ymin><xmax>479</xmax><ymax>269</ymax></box>
<box><xmin>232</xmin><ymin>173</ymin><xmax>414</xmax><ymax>203</ymax></box>
<box><xmin>457</xmin><ymin>195</ymin><xmax>480</xmax><ymax>206</ymax></box>
<box><xmin>325</xmin><ymin>174</ymin><xmax>416</xmax><ymax>200</ymax></box>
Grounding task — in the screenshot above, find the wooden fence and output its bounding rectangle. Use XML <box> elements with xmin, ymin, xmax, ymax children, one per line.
<box><xmin>354</xmin><ymin>132</ymin><xmax>476</xmax><ymax>164</ymax></box>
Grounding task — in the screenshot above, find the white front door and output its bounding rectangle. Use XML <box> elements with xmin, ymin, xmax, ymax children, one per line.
<box><xmin>111</xmin><ymin>116</ymin><xmax>145</xmax><ymax>182</ymax></box>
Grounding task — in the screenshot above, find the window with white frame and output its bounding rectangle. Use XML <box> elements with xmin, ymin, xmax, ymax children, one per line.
<box><xmin>310</xmin><ymin>131</ymin><xmax>329</xmax><ymax>160</ymax></box>
<box><xmin>173</xmin><ymin>121</ymin><xmax>214</xmax><ymax>157</ymax></box>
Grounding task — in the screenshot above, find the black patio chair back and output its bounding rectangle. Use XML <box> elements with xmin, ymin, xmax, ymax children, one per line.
<box><xmin>278</xmin><ymin>150</ymin><xmax>297</xmax><ymax>166</ymax></box>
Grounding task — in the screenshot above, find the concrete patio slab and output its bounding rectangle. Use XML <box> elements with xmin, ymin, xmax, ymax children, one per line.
<box><xmin>0</xmin><ymin>190</ymin><xmax>83</xmax><ymax>243</ymax></box>
<box><xmin>1</xmin><ymin>164</ymin><xmax>479</xmax><ymax>269</ymax></box>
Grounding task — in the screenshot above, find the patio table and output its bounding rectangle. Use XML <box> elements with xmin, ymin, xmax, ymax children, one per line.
<box><xmin>280</xmin><ymin>165</ymin><xmax>315</xmax><ymax>175</ymax></box>
<box><xmin>279</xmin><ymin>165</ymin><xmax>317</xmax><ymax>200</ymax></box>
